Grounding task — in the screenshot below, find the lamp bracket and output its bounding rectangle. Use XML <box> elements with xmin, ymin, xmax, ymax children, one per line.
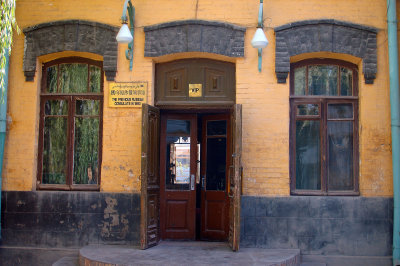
<box><xmin>121</xmin><ymin>0</ymin><xmax>135</xmax><ymax>71</ymax></box>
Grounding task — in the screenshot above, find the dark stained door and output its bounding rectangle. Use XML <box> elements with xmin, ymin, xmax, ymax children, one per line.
<box><xmin>160</xmin><ymin>114</ymin><xmax>197</xmax><ymax>239</ymax></box>
<box><xmin>200</xmin><ymin>114</ymin><xmax>230</xmax><ymax>240</ymax></box>
<box><xmin>228</xmin><ymin>104</ymin><xmax>242</xmax><ymax>251</ymax></box>
<box><xmin>140</xmin><ymin>104</ymin><xmax>160</xmax><ymax>249</ymax></box>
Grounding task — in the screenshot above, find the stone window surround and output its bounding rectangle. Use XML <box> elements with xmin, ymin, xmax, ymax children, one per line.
<box><xmin>23</xmin><ymin>20</ymin><xmax>118</xmax><ymax>82</ymax></box>
<box><xmin>275</xmin><ymin>19</ymin><xmax>378</xmax><ymax>84</ymax></box>
<box><xmin>143</xmin><ymin>20</ymin><xmax>246</xmax><ymax>58</ymax></box>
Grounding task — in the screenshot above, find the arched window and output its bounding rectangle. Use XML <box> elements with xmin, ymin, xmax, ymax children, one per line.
<box><xmin>290</xmin><ymin>59</ymin><xmax>359</xmax><ymax>195</ymax></box>
<box><xmin>37</xmin><ymin>57</ymin><xmax>103</xmax><ymax>190</ymax></box>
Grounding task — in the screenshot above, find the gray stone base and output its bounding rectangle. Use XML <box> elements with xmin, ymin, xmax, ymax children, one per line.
<box><xmin>301</xmin><ymin>254</ymin><xmax>392</xmax><ymax>266</ymax></box>
<box><xmin>1</xmin><ymin>191</ymin><xmax>141</xmax><ymax>248</ymax></box>
<box><xmin>240</xmin><ymin>196</ymin><xmax>393</xmax><ymax>257</ymax></box>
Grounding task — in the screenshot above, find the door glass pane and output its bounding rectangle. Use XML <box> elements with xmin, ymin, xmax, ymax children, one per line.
<box><xmin>294</xmin><ymin>66</ymin><xmax>306</xmax><ymax>95</ymax></box>
<box><xmin>328</xmin><ymin>121</ymin><xmax>354</xmax><ymax>190</ymax></box>
<box><xmin>90</xmin><ymin>65</ymin><xmax>101</xmax><ymax>93</ymax></box>
<box><xmin>76</xmin><ymin>99</ymin><xmax>100</xmax><ymax>115</ymax></box>
<box><xmin>295</xmin><ymin>120</ymin><xmax>321</xmax><ymax>190</ymax></box>
<box><xmin>46</xmin><ymin>66</ymin><xmax>58</xmax><ymax>93</ymax></box>
<box><xmin>340</xmin><ymin>67</ymin><xmax>353</xmax><ymax>96</ymax></box>
<box><xmin>73</xmin><ymin>118</ymin><xmax>99</xmax><ymax>184</ymax></box>
<box><xmin>166</xmin><ymin>136</ymin><xmax>191</xmax><ymax>190</ymax></box>
<box><xmin>207</xmin><ymin>120</ymin><xmax>227</xmax><ymax>135</ymax></box>
<box><xmin>206</xmin><ymin>137</ymin><xmax>226</xmax><ymax>191</ymax></box>
<box><xmin>59</xmin><ymin>63</ymin><xmax>88</xmax><ymax>93</ymax></box>
<box><xmin>296</xmin><ymin>104</ymin><xmax>319</xmax><ymax>116</ymax></box>
<box><xmin>42</xmin><ymin>117</ymin><xmax>68</xmax><ymax>184</ymax></box>
<box><xmin>167</xmin><ymin>119</ymin><xmax>190</xmax><ymax>135</ymax></box>
<box><xmin>308</xmin><ymin>65</ymin><xmax>338</xmax><ymax>95</ymax></box>
<box><xmin>45</xmin><ymin>100</ymin><xmax>68</xmax><ymax>115</ymax></box>
<box><xmin>328</xmin><ymin>103</ymin><xmax>353</xmax><ymax>119</ymax></box>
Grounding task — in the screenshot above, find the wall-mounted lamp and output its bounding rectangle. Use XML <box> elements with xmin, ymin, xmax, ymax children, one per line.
<box><xmin>116</xmin><ymin>0</ymin><xmax>135</xmax><ymax>71</ymax></box>
<box><xmin>251</xmin><ymin>0</ymin><xmax>269</xmax><ymax>72</ymax></box>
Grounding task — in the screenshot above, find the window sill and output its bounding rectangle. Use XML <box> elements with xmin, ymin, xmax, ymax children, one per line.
<box><xmin>37</xmin><ymin>184</ymin><xmax>100</xmax><ymax>191</ymax></box>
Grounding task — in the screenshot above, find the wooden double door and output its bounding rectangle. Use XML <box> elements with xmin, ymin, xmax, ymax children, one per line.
<box><xmin>160</xmin><ymin>112</ymin><xmax>230</xmax><ymax>241</ymax></box>
<box><xmin>140</xmin><ymin>104</ymin><xmax>242</xmax><ymax>250</ymax></box>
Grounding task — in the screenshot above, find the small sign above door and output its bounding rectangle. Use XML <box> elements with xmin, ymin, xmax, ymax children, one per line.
<box><xmin>189</xmin><ymin>84</ymin><xmax>202</xmax><ymax>97</ymax></box>
<box><xmin>109</xmin><ymin>82</ymin><xmax>147</xmax><ymax>107</ymax></box>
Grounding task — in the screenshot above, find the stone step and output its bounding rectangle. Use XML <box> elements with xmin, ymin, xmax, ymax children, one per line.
<box><xmin>79</xmin><ymin>242</ymin><xmax>301</xmax><ymax>266</ymax></box>
<box><xmin>52</xmin><ymin>256</ymin><xmax>79</xmax><ymax>266</ymax></box>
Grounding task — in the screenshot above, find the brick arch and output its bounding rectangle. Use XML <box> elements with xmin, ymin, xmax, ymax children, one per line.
<box><xmin>274</xmin><ymin>20</ymin><xmax>378</xmax><ymax>84</ymax></box>
<box><xmin>143</xmin><ymin>20</ymin><xmax>246</xmax><ymax>58</ymax></box>
<box><xmin>23</xmin><ymin>20</ymin><xmax>118</xmax><ymax>81</ymax></box>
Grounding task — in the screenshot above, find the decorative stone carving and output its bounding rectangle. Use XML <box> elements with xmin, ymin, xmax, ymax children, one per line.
<box><xmin>23</xmin><ymin>20</ymin><xmax>118</xmax><ymax>81</ymax></box>
<box><xmin>274</xmin><ymin>20</ymin><xmax>378</xmax><ymax>84</ymax></box>
<box><xmin>144</xmin><ymin>20</ymin><xmax>245</xmax><ymax>58</ymax></box>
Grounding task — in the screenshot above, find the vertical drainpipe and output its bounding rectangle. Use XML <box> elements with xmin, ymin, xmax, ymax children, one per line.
<box><xmin>387</xmin><ymin>0</ymin><xmax>400</xmax><ymax>264</ymax></box>
<box><xmin>0</xmin><ymin>50</ymin><xmax>10</xmax><ymax>241</ymax></box>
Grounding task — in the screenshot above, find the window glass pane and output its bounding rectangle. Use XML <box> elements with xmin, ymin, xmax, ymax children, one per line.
<box><xmin>340</xmin><ymin>67</ymin><xmax>353</xmax><ymax>96</ymax></box>
<box><xmin>76</xmin><ymin>100</ymin><xmax>100</xmax><ymax>115</ymax></box>
<box><xmin>45</xmin><ymin>100</ymin><xmax>68</xmax><ymax>115</ymax></box>
<box><xmin>59</xmin><ymin>63</ymin><xmax>88</xmax><ymax>93</ymax></box>
<box><xmin>206</xmin><ymin>137</ymin><xmax>226</xmax><ymax>191</ymax></box>
<box><xmin>207</xmin><ymin>120</ymin><xmax>226</xmax><ymax>136</ymax></box>
<box><xmin>46</xmin><ymin>66</ymin><xmax>58</xmax><ymax>93</ymax></box>
<box><xmin>166</xmin><ymin>119</ymin><xmax>190</xmax><ymax>135</ymax></box>
<box><xmin>296</xmin><ymin>104</ymin><xmax>319</xmax><ymax>116</ymax></box>
<box><xmin>296</xmin><ymin>120</ymin><xmax>321</xmax><ymax>190</ymax></box>
<box><xmin>328</xmin><ymin>121</ymin><xmax>354</xmax><ymax>190</ymax></box>
<box><xmin>73</xmin><ymin>118</ymin><xmax>99</xmax><ymax>184</ymax></box>
<box><xmin>294</xmin><ymin>67</ymin><xmax>306</xmax><ymax>95</ymax></box>
<box><xmin>42</xmin><ymin>117</ymin><xmax>67</xmax><ymax>184</ymax></box>
<box><xmin>166</xmin><ymin>136</ymin><xmax>190</xmax><ymax>190</ymax></box>
<box><xmin>308</xmin><ymin>65</ymin><xmax>338</xmax><ymax>95</ymax></box>
<box><xmin>90</xmin><ymin>65</ymin><xmax>101</xmax><ymax>93</ymax></box>
<box><xmin>328</xmin><ymin>103</ymin><xmax>353</xmax><ymax>119</ymax></box>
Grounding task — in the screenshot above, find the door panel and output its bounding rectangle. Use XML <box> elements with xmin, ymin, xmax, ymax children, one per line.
<box><xmin>140</xmin><ymin>104</ymin><xmax>160</xmax><ymax>249</ymax></box>
<box><xmin>229</xmin><ymin>104</ymin><xmax>242</xmax><ymax>251</ymax></box>
<box><xmin>160</xmin><ymin>114</ymin><xmax>197</xmax><ymax>239</ymax></box>
<box><xmin>200</xmin><ymin>114</ymin><xmax>230</xmax><ymax>240</ymax></box>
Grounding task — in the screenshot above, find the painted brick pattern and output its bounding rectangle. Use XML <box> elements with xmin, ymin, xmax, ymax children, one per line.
<box><xmin>1</xmin><ymin>0</ymin><xmax>393</xmax><ymax>199</ymax></box>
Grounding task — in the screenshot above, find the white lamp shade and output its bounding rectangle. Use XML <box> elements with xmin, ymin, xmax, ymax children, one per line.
<box><xmin>251</xmin><ymin>28</ymin><xmax>269</xmax><ymax>49</ymax></box>
<box><xmin>116</xmin><ymin>23</ymin><xmax>133</xmax><ymax>43</ymax></box>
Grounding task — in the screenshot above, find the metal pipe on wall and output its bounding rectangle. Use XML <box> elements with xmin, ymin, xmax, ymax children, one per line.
<box><xmin>0</xmin><ymin>50</ymin><xmax>10</xmax><ymax>241</ymax></box>
<box><xmin>387</xmin><ymin>0</ymin><xmax>400</xmax><ymax>264</ymax></box>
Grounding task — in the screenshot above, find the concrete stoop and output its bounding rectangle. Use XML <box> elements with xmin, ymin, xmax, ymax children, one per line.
<box><xmin>78</xmin><ymin>242</ymin><xmax>301</xmax><ymax>266</ymax></box>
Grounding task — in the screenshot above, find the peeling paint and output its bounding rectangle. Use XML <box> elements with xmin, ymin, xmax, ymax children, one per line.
<box><xmin>100</xmin><ymin>196</ymin><xmax>130</xmax><ymax>240</ymax></box>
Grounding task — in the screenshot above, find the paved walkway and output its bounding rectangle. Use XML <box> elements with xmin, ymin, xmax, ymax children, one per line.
<box><xmin>79</xmin><ymin>241</ymin><xmax>300</xmax><ymax>266</ymax></box>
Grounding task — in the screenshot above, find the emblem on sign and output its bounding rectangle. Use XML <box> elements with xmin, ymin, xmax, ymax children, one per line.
<box><xmin>189</xmin><ymin>84</ymin><xmax>202</xmax><ymax>97</ymax></box>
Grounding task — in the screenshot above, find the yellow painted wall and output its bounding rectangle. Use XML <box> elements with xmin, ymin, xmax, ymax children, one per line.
<box><xmin>2</xmin><ymin>0</ymin><xmax>392</xmax><ymax>197</ymax></box>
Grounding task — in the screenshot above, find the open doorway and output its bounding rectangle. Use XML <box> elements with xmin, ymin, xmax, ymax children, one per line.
<box><xmin>141</xmin><ymin>58</ymin><xmax>241</xmax><ymax>250</ymax></box>
<box><xmin>159</xmin><ymin>112</ymin><xmax>230</xmax><ymax>241</ymax></box>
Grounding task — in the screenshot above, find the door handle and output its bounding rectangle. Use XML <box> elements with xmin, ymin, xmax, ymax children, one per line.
<box><xmin>190</xmin><ymin>174</ymin><xmax>195</xmax><ymax>190</ymax></box>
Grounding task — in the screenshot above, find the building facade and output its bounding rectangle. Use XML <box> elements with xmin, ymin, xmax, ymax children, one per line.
<box><xmin>0</xmin><ymin>0</ymin><xmax>396</xmax><ymax>264</ymax></box>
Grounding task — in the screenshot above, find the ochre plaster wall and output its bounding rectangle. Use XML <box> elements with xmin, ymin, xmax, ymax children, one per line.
<box><xmin>2</xmin><ymin>0</ymin><xmax>392</xmax><ymax>197</ymax></box>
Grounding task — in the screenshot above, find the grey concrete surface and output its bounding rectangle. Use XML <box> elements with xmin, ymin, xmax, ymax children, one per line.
<box><xmin>79</xmin><ymin>241</ymin><xmax>300</xmax><ymax>266</ymax></box>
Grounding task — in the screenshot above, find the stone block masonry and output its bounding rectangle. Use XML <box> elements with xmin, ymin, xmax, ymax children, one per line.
<box><xmin>1</xmin><ymin>191</ymin><xmax>140</xmax><ymax>248</ymax></box>
<box><xmin>240</xmin><ymin>196</ymin><xmax>393</xmax><ymax>257</ymax></box>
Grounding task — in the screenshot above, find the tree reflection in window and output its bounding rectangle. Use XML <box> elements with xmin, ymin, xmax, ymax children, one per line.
<box><xmin>39</xmin><ymin>58</ymin><xmax>103</xmax><ymax>188</ymax></box>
